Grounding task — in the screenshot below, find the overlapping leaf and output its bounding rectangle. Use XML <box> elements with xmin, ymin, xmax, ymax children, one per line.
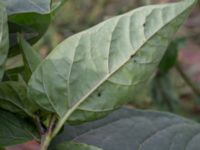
<box><xmin>28</xmin><ymin>0</ymin><xmax>196</xmax><ymax>124</ymax></box>
<box><xmin>53</xmin><ymin>108</ymin><xmax>200</xmax><ymax>150</ymax></box>
<box><xmin>53</xmin><ymin>142</ymin><xmax>102</xmax><ymax>150</ymax></box>
<box><xmin>0</xmin><ymin>109</ymin><xmax>39</xmax><ymax>147</ymax></box>
<box><xmin>0</xmin><ymin>3</ymin><xmax>9</xmax><ymax>80</ymax></box>
<box><xmin>3</xmin><ymin>0</ymin><xmax>52</xmax><ymax>55</ymax></box>
<box><xmin>0</xmin><ymin>82</ymin><xmax>37</xmax><ymax>117</ymax></box>
<box><xmin>19</xmin><ymin>36</ymin><xmax>42</xmax><ymax>82</ymax></box>
<box><xmin>2</xmin><ymin>0</ymin><xmax>51</xmax><ymax>15</ymax></box>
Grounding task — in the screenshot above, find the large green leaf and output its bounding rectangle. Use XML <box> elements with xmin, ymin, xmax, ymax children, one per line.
<box><xmin>0</xmin><ymin>3</ymin><xmax>9</xmax><ymax>81</ymax></box>
<box><xmin>53</xmin><ymin>107</ymin><xmax>200</xmax><ymax>150</ymax></box>
<box><xmin>28</xmin><ymin>0</ymin><xmax>196</xmax><ymax>123</ymax></box>
<box><xmin>0</xmin><ymin>82</ymin><xmax>37</xmax><ymax>117</ymax></box>
<box><xmin>53</xmin><ymin>142</ymin><xmax>102</xmax><ymax>150</ymax></box>
<box><xmin>0</xmin><ymin>109</ymin><xmax>39</xmax><ymax>147</ymax></box>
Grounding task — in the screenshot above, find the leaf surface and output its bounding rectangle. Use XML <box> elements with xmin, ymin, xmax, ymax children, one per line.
<box><xmin>53</xmin><ymin>142</ymin><xmax>102</xmax><ymax>150</ymax></box>
<box><xmin>0</xmin><ymin>109</ymin><xmax>38</xmax><ymax>147</ymax></box>
<box><xmin>2</xmin><ymin>0</ymin><xmax>51</xmax><ymax>15</ymax></box>
<box><xmin>19</xmin><ymin>36</ymin><xmax>42</xmax><ymax>82</ymax></box>
<box><xmin>0</xmin><ymin>3</ymin><xmax>9</xmax><ymax>80</ymax></box>
<box><xmin>0</xmin><ymin>82</ymin><xmax>36</xmax><ymax>117</ymax></box>
<box><xmin>4</xmin><ymin>0</ymin><xmax>52</xmax><ymax>55</ymax></box>
<box><xmin>28</xmin><ymin>0</ymin><xmax>196</xmax><ymax>123</ymax></box>
<box><xmin>53</xmin><ymin>107</ymin><xmax>200</xmax><ymax>150</ymax></box>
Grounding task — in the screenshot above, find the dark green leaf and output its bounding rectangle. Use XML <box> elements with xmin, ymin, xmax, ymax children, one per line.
<box><xmin>158</xmin><ymin>38</ymin><xmax>186</xmax><ymax>73</ymax></box>
<box><xmin>0</xmin><ymin>3</ymin><xmax>9</xmax><ymax>81</ymax></box>
<box><xmin>3</xmin><ymin>0</ymin><xmax>52</xmax><ymax>56</ymax></box>
<box><xmin>0</xmin><ymin>109</ymin><xmax>39</xmax><ymax>147</ymax></box>
<box><xmin>28</xmin><ymin>0</ymin><xmax>196</xmax><ymax>124</ymax></box>
<box><xmin>151</xmin><ymin>73</ymin><xmax>179</xmax><ymax>111</ymax></box>
<box><xmin>3</xmin><ymin>66</ymin><xmax>24</xmax><ymax>81</ymax></box>
<box><xmin>53</xmin><ymin>107</ymin><xmax>200</xmax><ymax>150</ymax></box>
<box><xmin>19</xmin><ymin>36</ymin><xmax>42</xmax><ymax>82</ymax></box>
<box><xmin>8</xmin><ymin>13</ymin><xmax>51</xmax><ymax>56</ymax></box>
<box><xmin>53</xmin><ymin>142</ymin><xmax>102</xmax><ymax>150</ymax></box>
<box><xmin>0</xmin><ymin>81</ymin><xmax>37</xmax><ymax>117</ymax></box>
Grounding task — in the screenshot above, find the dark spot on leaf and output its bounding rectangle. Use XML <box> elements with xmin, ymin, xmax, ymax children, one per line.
<box><xmin>143</xmin><ymin>23</ymin><xmax>146</xmax><ymax>27</ymax></box>
<box><xmin>130</xmin><ymin>54</ymin><xmax>135</xmax><ymax>59</ymax></box>
<box><xmin>98</xmin><ymin>92</ymin><xmax>101</xmax><ymax>97</ymax></box>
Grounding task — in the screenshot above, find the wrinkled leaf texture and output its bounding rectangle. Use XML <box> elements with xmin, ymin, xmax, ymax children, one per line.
<box><xmin>28</xmin><ymin>0</ymin><xmax>196</xmax><ymax>123</ymax></box>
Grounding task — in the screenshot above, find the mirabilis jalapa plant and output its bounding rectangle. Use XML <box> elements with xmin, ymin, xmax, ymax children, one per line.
<box><xmin>0</xmin><ymin>0</ymin><xmax>199</xmax><ymax>150</ymax></box>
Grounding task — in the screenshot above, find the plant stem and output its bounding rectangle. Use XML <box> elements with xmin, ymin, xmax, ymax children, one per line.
<box><xmin>41</xmin><ymin>134</ymin><xmax>52</xmax><ymax>150</ymax></box>
<box><xmin>34</xmin><ymin>115</ymin><xmax>45</xmax><ymax>136</ymax></box>
<box><xmin>40</xmin><ymin>115</ymin><xmax>57</xmax><ymax>150</ymax></box>
<box><xmin>176</xmin><ymin>63</ymin><xmax>200</xmax><ymax>97</ymax></box>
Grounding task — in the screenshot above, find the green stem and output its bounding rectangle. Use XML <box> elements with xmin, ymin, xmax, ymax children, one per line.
<box><xmin>51</xmin><ymin>107</ymin><xmax>74</xmax><ymax>139</ymax></box>
<box><xmin>40</xmin><ymin>115</ymin><xmax>57</xmax><ymax>150</ymax></box>
<box><xmin>41</xmin><ymin>134</ymin><xmax>52</xmax><ymax>150</ymax></box>
<box><xmin>176</xmin><ymin>63</ymin><xmax>200</xmax><ymax>97</ymax></box>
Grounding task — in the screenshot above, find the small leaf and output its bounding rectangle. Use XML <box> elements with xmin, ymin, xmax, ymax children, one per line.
<box><xmin>19</xmin><ymin>36</ymin><xmax>42</xmax><ymax>81</ymax></box>
<box><xmin>0</xmin><ymin>3</ymin><xmax>9</xmax><ymax>81</ymax></box>
<box><xmin>151</xmin><ymin>73</ymin><xmax>179</xmax><ymax>111</ymax></box>
<box><xmin>0</xmin><ymin>109</ymin><xmax>39</xmax><ymax>147</ymax></box>
<box><xmin>53</xmin><ymin>141</ymin><xmax>102</xmax><ymax>150</ymax></box>
<box><xmin>0</xmin><ymin>81</ymin><xmax>37</xmax><ymax>117</ymax></box>
<box><xmin>53</xmin><ymin>107</ymin><xmax>200</xmax><ymax>150</ymax></box>
<box><xmin>158</xmin><ymin>38</ymin><xmax>186</xmax><ymax>73</ymax></box>
<box><xmin>28</xmin><ymin>0</ymin><xmax>196</xmax><ymax>124</ymax></box>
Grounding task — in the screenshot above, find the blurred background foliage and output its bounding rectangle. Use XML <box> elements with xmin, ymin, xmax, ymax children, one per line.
<box><xmin>34</xmin><ymin>0</ymin><xmax>200</xmax><ymax>122</ymax></box>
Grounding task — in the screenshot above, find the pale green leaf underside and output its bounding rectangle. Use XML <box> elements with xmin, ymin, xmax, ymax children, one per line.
<box><xmin>0</xmin><ymin>4</ymin><xmax>9</xmax><ymax>81</ymax></box>
<box><xmin>0</xmin><ymin>109</ymin><xmax>38</xmax><ymax>147</ymax></box>
<box><xmin>0</xmin><ymin>82</ymin><xmax>36</xmax><ymax>117</ymax></box>
<box><xmin>53</xmin><ymin>142</ymin><xmax>102</xmax><ymax>150</ymax></box>
<box><xmin>28</xmin><ymin>0</ymin><xmax>196</xmax><ymax>122</ymax></box>
<box><xmin>2</xmin><ymin>0</ymin><xmax>51</xmax><ymax>15</ymax></box>
<box><xmin>53</xmin><ymin>108</ymin><xmax>200</xmax><ymax>150</ymax></box>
